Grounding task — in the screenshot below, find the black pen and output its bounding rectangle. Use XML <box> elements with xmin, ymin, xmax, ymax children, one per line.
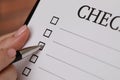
<box><xmin>13</xmin><ymin>45</ymin><xmax>43</xmax><ymax>63</ymax></box>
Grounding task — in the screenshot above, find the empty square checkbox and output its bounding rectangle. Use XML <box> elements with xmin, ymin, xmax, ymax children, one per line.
<box><xmin>22</xmin><ymin>67</ymin><xmax>31</xmax><ymax>76</ymax></box>
<box><xmin>43</xmin><ymin>29</ymin><xmax>52</xmax><ymax>38</ymax></box>
<box><xmin>29</xmin><ymin>54</ymin><xmax>38</xmax><ymax>64</ymax></box>
<box><xmin>38</xmin><ymin>41</ymin><xmax>46</xmax><ymax>50</ymax></box>
<box><xmin>50</xmin><ymin>16</ymin><xmax>59</xmax><ymax>25</ymax></box>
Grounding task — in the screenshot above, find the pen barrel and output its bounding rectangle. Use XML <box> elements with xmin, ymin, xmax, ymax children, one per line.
<box><xmin>13</xmin><ymin>51</ymin><xmax>22</xmax><ymax>63</ymax></box>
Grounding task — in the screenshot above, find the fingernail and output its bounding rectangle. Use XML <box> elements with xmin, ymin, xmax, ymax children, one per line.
<box><xmin>15</xmin><ymin>25</ymin><xmax>27</xmax><ymax>37</ymax></box>
<box><xmin>7</xmin><ymin>49</ymin><xmax>16</xmax><ymax>58</ymax></box>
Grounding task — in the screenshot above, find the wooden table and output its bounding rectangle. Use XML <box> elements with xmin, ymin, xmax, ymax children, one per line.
<box><xmin>0</xmin><ymin>0</ymin><xmax>36</xmax><ymax>36</ymax></box>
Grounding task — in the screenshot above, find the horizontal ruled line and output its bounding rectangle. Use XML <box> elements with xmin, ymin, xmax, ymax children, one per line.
<box><xmin>46</xmin><ymin>54</ymin><xmax>104</xmax><ymax>80</ymax></box>
<box><xmin>53</xmin><ymin>41</ymin><xmax>120</xmax><ymax>70</ymax></box>
<box><xmin>60</xmin><ymin>28</ymin><xmax>120</xmax><ymax>54</ymax></box>
<box><xmin>38</xmin><ymin>66</ymin><xmax>66</xmax><ymax>80</ymax></box>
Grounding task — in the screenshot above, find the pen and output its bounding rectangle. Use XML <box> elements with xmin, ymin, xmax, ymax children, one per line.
<box><xmin>13</xmin><ymin>45</ymin><xmax>43</xmax><ymax>63</ymax></box>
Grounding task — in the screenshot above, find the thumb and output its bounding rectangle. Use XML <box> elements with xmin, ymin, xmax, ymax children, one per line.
<box><xmin>0</xmin><ymin>48</ymin><xmax>16</xmax><ymax>71</ymax></box>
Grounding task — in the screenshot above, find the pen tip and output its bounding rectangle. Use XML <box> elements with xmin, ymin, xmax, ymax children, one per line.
<box><xmin>39</xmin><ymin>45</ymin><xmax>44</xmax><ymax>50</ymax></box>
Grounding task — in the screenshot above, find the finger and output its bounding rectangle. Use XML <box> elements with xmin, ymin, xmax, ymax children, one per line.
<box><xmin>0</xmin><ymin>32</ymin><xmax>15</xmax><ymax>41</ymax></box>
<box><xmin>0</xmin><ymin>65</ymin><xmax>17</xmax><ymax>80</ymax></box>
<box><xmin>0</xmin><ymin>48</ymin><xmax>16</xmax><ymax>71</ymax></box>
<box><xmin>0</xmin><ymin>25</ymin><xmax>30</xmax><ymax>50</ymax></box>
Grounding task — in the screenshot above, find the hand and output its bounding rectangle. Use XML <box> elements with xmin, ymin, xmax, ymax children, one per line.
<box><xmin>0</xmin><ymin>25</ymin><xmax>30</xmax><ymax>80</ymax></box>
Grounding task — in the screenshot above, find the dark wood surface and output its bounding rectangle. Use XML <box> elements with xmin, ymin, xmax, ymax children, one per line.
<box><xmin>0</xmin><ymin>0</ymin><xmax>36</xmax><ymax>36</ymax></box>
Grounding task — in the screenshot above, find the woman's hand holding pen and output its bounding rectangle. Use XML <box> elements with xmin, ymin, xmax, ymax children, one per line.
<box><xmin>0</xmin><ymin>25</ymin><xmax>30</xmax><ymax>80</ymax></box>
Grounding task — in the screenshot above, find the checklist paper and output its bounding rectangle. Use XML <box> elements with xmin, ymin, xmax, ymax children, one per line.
<box><xmin>15</xmin><ymin>0</ymin><xmax>120</xmax><ymax>80</ymax></box>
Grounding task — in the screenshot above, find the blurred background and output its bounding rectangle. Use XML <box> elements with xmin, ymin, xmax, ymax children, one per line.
<box><xmin>0</xmin><ymin>0</ymin><xmax>36</xmax><ymax>36</ymax></box>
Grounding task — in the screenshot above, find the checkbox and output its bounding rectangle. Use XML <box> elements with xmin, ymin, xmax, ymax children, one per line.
<box><xmin>29</xmin><ymin>54</ymin><xmax>38</xmax><ymax>64</ymax></box>
<box><xmin>43</xmin><ymin>29</ymin><xmax>52</xmax><ymax>38</ymax></box>
<box><xmin>50</xmin><ymin>16</ymin><xmax>59</xmax><ymax>25</ymax></box>
<box><xmin>38</xmin><ymin>41</ymin><xmax>46</xmax><ymax>50</ymax></box>
<box><xmin>22</xmin><ymin>67</ymin><xmax>31</xmax><ymax>76</ymax></box>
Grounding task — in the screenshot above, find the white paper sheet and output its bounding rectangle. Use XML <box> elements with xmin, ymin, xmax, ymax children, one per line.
<box><xmin>15</xmin><ymin>0</ymin><xmax>120</xmax><ymax>80</ymax></box>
